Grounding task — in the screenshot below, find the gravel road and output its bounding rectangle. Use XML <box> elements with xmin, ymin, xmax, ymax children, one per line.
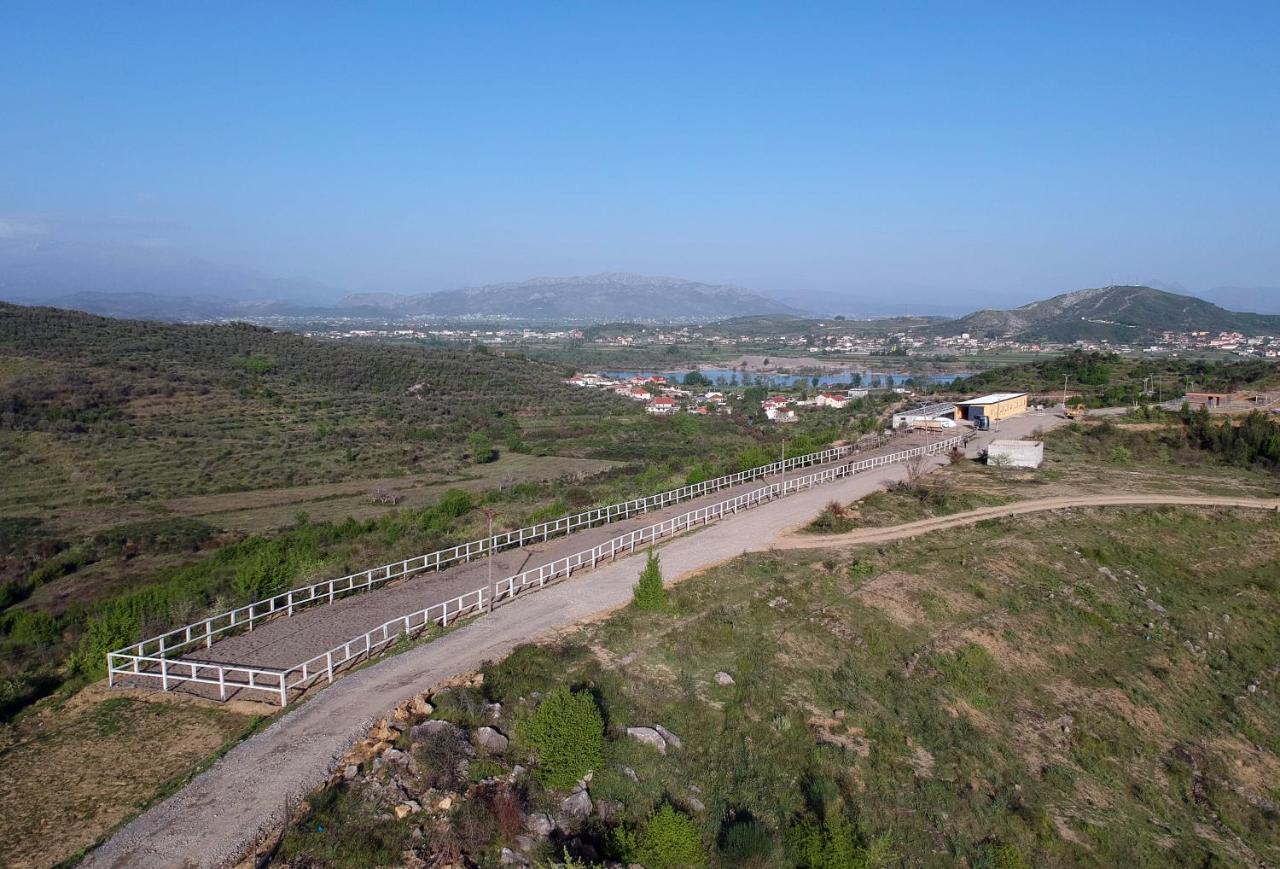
<box><xmin>84</xmin><ymin>414</ymin><xmax>1064</xmax><ymax>868</ymax></box>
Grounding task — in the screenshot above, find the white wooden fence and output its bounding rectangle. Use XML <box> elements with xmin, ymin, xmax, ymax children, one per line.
<box><xmin>108</xmin><ymin>436</ymin><xmax>961</xmax><ymax>704</ymax></box>
<box><xmin>106</xmin><ymin>443</ymin><xmax>858</xmax><ymax>667</ymax></box>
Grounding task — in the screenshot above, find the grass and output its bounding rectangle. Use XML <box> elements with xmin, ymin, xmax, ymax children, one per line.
<box><xmin>0</xmin><ymin>687</ymin><xmax>263</xmax><ymax>868</ymax></box>
<box><xmin>276</xmin><ymin>502</ymin><xmax>1280</xmax><ymax>866</ymax></box>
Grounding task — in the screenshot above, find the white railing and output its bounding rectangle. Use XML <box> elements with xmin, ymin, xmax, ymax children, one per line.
<box><xmin>107</xmin><ymin>442</ymin><xmax>862</xmax><ymax>665</ymax></box>
<box><xmin>108</xmin><ymin>436</ymin><xmax>962</xmax><ymax>704</ymax></box>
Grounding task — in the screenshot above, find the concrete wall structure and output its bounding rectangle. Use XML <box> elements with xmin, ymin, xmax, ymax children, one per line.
<box><xmin>987</xmin><ymin>439</ymin><xmax>1043</xmax><ymax>468</ymax></box>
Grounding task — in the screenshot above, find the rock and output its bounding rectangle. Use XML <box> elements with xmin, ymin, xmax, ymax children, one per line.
<box><xmin>343</xmin><ymin>764</ymin><xmax>359</xmax><ymax>780</ymax></box>
<box><xmin>714</xmin><ymin>671</ymin><xmax>735</xmax><ymax>686</ymax></box>
<box><xmin>485</xmin><ymin>701</ymin><xmax>503</xmax><ymax>720</ymax></box>
<box><xmin>409</xmin><ymin>695</ymin><xmax>434</xmax><ymax>717</ymax></box>
<box><xmin>626</xmin><ymin>726</ymin><xmax>667</xmax><ymax>753</ymax></box>
<box><xmin>409</xmin><ymin>720</ymin><xmax>462</xmax><ymax>743</ymax></box>
<box><xmin>596</xmin><ymin>798</ymin><xmax>624</xmax><ymax>823</ymax></box>
<box><xmin>1248</xmin><ymin>682</ymin><xmax>1259</xmax><ymax>694</ymax></box>
<box><xmin>382</xmin><ymin>748</ymin><xmax>409</xmax><ymax>765</ymax></box>
<box><xmin>370</xmin><ymin>718</ymin><xmax>397</xmax><ymax>741</ymax></box>
<box><xmin>475</xmin><ymin>726</ymin><xmax>510</xmax><ymax>753</ymax></box>
<box><xmin>833</xmin><ymin>709</ymin><xmax>846</xmax><ymax>720</ymax></box>
<box><xmin>394</xmin><ymin>800</ymin><xmax>421</xmax><ymax>819</ymax></box>
<box><xmin>620</xmin><ymin>652</ymin><xmax>639</xmax><ymax>666</ymax></box>
<box><xmin>511</xmin><ymin>764</ymin><xmax>527</xmax><ymax>778</ymax></box>
<box><xmin>436</xmin><ymin>795</ymin><xmax>453</xmax><ymax>811</ymax></box>
<box><xmin>621</xmin><ymin>766</ymin><xmax>639</xmax><ymax>783</ymax></box>
<box><xmin>500</xmin><ymin>847</ymin><xmax>530</xmax><ymax>866</ymax></box>
<box><xmin>1055</xmin><ymin>715</ymin><xmax>1074</xmax><ymax>734</ymax></box>
<box><xmin>525</xmin><ymin>812</ymin><xmax>555</xmax><ymax>837</ymax></box>
<box><xmin>559</xmin><ymin>789</ymin><xmax>593</xmax><ymax>823</ymax></box>
<box><xmin>685</xmin><ymin>796</ymin><xmax>706</xmax><ymax>813</ymax></box>
<box><xmin>654</xmin><ymin>725</ymin><xmax>682</xmax><ymax>749</ymax></box>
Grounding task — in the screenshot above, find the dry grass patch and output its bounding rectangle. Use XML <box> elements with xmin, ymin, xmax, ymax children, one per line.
<box><xmin>0</xmin><ymin>687</ymin><xmax>261</xmax><ymax>868</ymax></box>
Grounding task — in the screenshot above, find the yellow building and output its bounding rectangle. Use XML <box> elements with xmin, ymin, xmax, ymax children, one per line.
<box><xmin>955</xmin><ymin>392</ymin><xmax>1028</xmax><ymax>423</ymax></box>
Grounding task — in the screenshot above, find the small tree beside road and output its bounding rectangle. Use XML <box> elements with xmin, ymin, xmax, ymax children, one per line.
<box><xmin>633</xmin><ymin>548</ymin><xmax>667</xmax><ymax>610</ymax></box>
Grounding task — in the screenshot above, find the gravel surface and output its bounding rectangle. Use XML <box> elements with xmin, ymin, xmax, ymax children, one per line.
<box><xmin>85</xmin><ymin>415</ymin><xmax>1063</xmax><ymax>868</ymax></box>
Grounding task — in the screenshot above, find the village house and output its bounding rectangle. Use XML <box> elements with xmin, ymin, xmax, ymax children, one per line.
<box><xmin>815</xmin><ymin>392</ymin><xmax>849</xmax><ymax>409</ymax></box>
<box><xmin>646</xmin><ymin>395</ymin><xmax>678</xmax><ymax>415</ymax></box>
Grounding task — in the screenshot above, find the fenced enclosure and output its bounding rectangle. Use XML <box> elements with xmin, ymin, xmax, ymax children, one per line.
<box><xmin>109</xmin><ymin>435</ymin><xmax>962</xmax><ymax>704</ymax></box>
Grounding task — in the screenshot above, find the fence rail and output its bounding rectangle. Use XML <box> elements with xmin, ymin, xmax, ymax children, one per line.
<box><xmin>108</xmin><ymin>436</ymin><xmax>962</xmax><ymax>705</ymax></box>
<box><xmin>108</xmin><ymin>443</ymin><xmax>863</xmax><ymax>665</ymax></box>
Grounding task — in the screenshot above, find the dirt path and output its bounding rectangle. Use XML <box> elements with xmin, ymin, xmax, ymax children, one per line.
<box><xmin>773</xmin><ymin>494</ymin><xmax>1280</xmax><ymax>549</ymax></box>
<box><xmin>81</xmin><ymin>414</ymin><xmax>1063</xmax><ymax>868</ymax></box>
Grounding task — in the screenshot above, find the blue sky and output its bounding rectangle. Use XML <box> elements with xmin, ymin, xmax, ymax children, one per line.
<box><xmin>2</xmin><ymin>2</ymin><xmax>1278</xmax><ymax>310</ymax></box>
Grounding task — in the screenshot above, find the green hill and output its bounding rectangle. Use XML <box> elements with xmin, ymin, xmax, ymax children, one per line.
<box><xmin>934</xmin><ymin>285</ymin><xmax>1280</xmax><ymax>342</ymax></box>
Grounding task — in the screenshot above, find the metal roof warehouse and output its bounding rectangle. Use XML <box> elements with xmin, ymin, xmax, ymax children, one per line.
<box><xmin>955</xmin><ymin>392</ymin><xmax>1028</xmax><ymax>422</ymax></box>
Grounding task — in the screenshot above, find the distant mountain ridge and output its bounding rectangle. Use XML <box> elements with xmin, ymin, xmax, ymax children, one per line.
<box><xmin>337</xmin><ymin>272</ymin><xmax>801</xmax><ymax>321</ymax></box>
<box><xmin>932</xmin><ymin>285</ymin><xmax>1280</xmax><ymax>342</ymax></box>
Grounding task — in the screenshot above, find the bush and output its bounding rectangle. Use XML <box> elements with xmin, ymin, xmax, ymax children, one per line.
<box><xmin>632</xmin><ymin>548</ymin><xmax>667</xmax><ymax>610</ymax></box>
<box><xmin>516</xmin><ymin>687</ymin><xmax>604</xmax><ymax>789</ymax></box>
<box><xmin>632</xmin><ymin>804</ymin><xmax>706</xmax><ymax>868</ymax></box>
<box><xmin>720</xmin><ymin>815</ymin><xmax>775</xmax><ymax>864</ymax></box>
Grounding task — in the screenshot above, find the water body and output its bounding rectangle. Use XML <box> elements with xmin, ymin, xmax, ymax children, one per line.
<box><xmin>601</xmin><ymin>368</ymin><xmax>964</xmax><ymax>388</ymax></box>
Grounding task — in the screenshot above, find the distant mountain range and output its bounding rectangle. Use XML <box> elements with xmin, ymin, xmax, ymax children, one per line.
<box><xmin>929</xmin><ymin>285</ymin><xmax>1280</xmax><ymax>342</ymax></box>
<box><xmin>336</xmin><ymin>273</ymin><xmax>802</xmax><ymax>321</ymax></box>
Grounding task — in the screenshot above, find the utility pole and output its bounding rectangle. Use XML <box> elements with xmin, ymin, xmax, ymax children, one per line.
<box><xmin>480</xmin><ymin>507</ymin><xmax>498</xmax><ymax>612</ymax></box>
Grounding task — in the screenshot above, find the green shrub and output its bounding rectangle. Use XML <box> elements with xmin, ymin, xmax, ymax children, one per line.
<box><xmin>632</xmin><ymin>548</ymin><xmax>667</xmax><ymax>610</ymax></box>
<box><xmin>786</xmin><ymin>809</ymin><xmax>890</xmax><ymax>869</ymax></box>
<box><xmin>516</xmin><ymin>687</ymin><xmax>604</xmax><ymax>789</ymax></box>
<box><xmin>720</xmin><ymin>816</ymin><xmax>775</xmax><ymax>864</ymax></box>
<box><xmin>3</xmin><ymin>610</ymin><xmax>59</xmax><ymax>646</ymax></box>
<box><xmin>632</xmin><ymin>804</ymin><xmax>706</xmax><ymax>868</ymax></box>
<box><xmin>436</xmin><ymin>488</ymin><xmax>474</xmax><ymax>519</ymax></box>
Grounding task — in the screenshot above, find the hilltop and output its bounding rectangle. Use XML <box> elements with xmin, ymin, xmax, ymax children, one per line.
<box><xmin>339</xmin><ymin>273</ymin><xmax>802</xmax><ymax>322</ymax></box>
<box><xmin>932</xmin><ymin>285</ymin><xmax>1280</xmax><ymax>342</ymax></box>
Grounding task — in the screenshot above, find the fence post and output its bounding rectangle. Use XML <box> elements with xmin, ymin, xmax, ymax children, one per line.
<box><xmin>218</xmin><ymin>666</ymin><xmax>226</xmax><ymax>701</ymax></box>
<box><xmin>160</xmin><ymin>658</ymin><xmax>169</xmax><ymax>692</ymax></box>
<box><xmin>326</xmin><ymin>650</ymin><xmax>333</xmax><ymax>683</ymax></box>
<box><xmin>279</xmin><ymin>677</ymin><xmax>288</xmax><ymax>707</ymax></box>
<box><xmin>107</xmin><ymin>655</ymin><xmax>115</xmax><ymax>687</ymax></box>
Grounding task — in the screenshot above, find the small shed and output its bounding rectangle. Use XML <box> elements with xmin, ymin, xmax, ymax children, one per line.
<box><xmin>987</xmin><ymin>439</ymin><xmax>1043</xmax><ymax>469</ymax></box>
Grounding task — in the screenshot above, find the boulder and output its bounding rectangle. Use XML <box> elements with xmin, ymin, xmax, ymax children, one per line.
<box><xmin>654</xmin><ymin>725</ymin><xmax>682</xmax><ymax>749</ymax></box>
<box><xmin>382</xmin><ymin>748</ymin><xmax>409</xmax><ymax>765</ymax></box>
<box><xmin>485</xmin><ymin>701</ymin><xmax>503</xmax><ymax>720</ymax></box>
<box><xmin>394</xmin><ymin>800</ymin><xmax>421</xmax><ymax>819</ymax></box>
<box><xmin>370</xmin><ymin>718</ymin><xmax>398</xmax><ymax>741</ymax></box>
<box><xmin>595</xmin><ymin>798</ymin><xmax>624</xmax><ymax>823</ymax></box>
<box><xmin>474</xmin><ymin>726</ymin><xmax>510</xmax><ymax>753</ymax></box>
<box><xmin>500</xmin><ymin>847</ymin><xmax>530</xmax><ymax>866</ymax></box>
<box><xmin>525</xmin><ymin>812</ymin><xmax>555</xmax><ymax>838</ymax></box>
<box><xmin>409</xmin><ymin>695</ymin><xmax>434</xmax><ymax>717</ymax></box>
<box><xmin>685</xmin><ymin>795</ymin><xmax>706</xmax><ymax>813</ymax></box>
<box><xmin>409</xmin><ymin>720</ymin><xmax>462</xmax><ymax>743</ymax></box>
<box><xmin>435</xmin><ymin>795</ymin><xmax>453</xmax><ymax>811</ymax></box>
<box><xmin>559</xmin><ymin>789</ymin><xmax>593</xmax><ymax>824</ymax></box>
<box><xmin>714</xmin><ymin>671</ymin><xmax>735</xmax><ymax>686</ymax></box>
<box><xmin>342</xmin><ymin>764</ymin><xmax>359</xmax><ymax>780</ymax></box>
<box><xmin>621</xmin><ymin>766</ymin><xmax>640</xmax><ymax>783</ymax></box>
<box><xmin>626</xmin><ymin>727</ymin><xmax>667</xmax><ymax>753</ymax></box>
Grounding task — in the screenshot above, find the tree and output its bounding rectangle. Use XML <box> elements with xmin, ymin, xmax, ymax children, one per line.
<box><xmin>468</xmin><ymin>431</ymin><xmax>495</xmax><ymax>464</ymax></box>
<box><xmin>903</xmin><ymin>453</ymin><xmax>931</xmax><ymax>488</ymax></box>
<box><xmin>633</xmin><ymin>547</ymin><xmax>667</xmax><ymax>610</ymax></box>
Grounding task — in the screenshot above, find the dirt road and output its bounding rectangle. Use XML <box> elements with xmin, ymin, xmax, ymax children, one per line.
<box><xmin>775</xmin><ymin>494</ymin><xmax>1280</xmax><ymax>549</ymax></box>
<box><xmin>83</xmin><ymin>414</ymin><xmax>1063</xmax><ymax>868</ymax></box>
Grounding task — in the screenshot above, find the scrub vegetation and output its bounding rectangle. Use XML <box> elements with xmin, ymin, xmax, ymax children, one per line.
<box><xmin>274</xmin><ymin>506</ymin><xmax>1280</xmax><ymax>866</ymax></box>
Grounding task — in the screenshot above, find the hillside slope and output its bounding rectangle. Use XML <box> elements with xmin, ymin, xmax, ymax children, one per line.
<box><xmin>934</xmin><ymin>285</ymin><xmax>1280</xmax><ymax>341</ymax></box>
<box><xmin>340</xmin><ymin>272</ymin><xmax>802</xmax><ymax>322</ymax></box>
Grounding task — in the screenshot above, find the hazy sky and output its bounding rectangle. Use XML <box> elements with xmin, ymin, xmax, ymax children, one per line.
<box><xmin>2</xmin><ymin>2</ymin><xmax>1278</xmax><ymax>309</ymax></box>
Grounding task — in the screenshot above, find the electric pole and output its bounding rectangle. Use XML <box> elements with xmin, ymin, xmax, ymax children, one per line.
<box><xmin>480</xmin><ymin>507</ymin><xmax>498</xmax><ymax>612</ymax></box>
